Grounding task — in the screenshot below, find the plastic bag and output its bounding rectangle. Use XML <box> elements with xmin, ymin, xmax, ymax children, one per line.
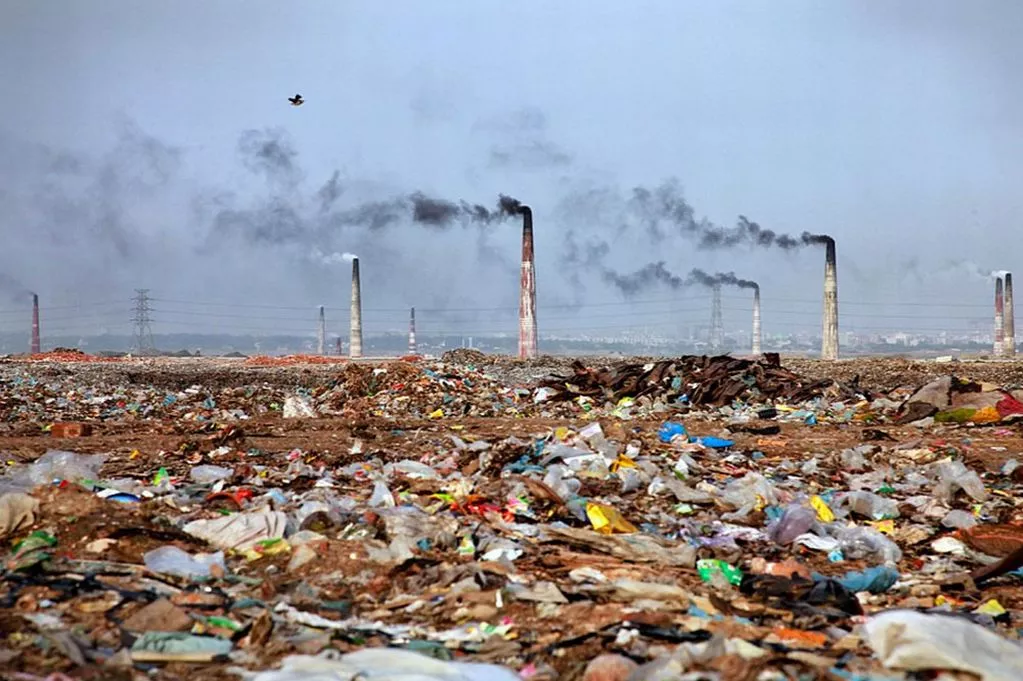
<box><xmin>832</xmin><ymin>525</ymin><xmax>902</xmax><ymax>564</ymax></box>
<box><xmin>0</xmin><ymin>450</ymin><xmax>107</xmax><ymax>493</ymax></box>
<box><xmin>144</xmin><ymin>546</ymin><xmax>226</xmax><ymax>578</ymax></box>
<box><xmin>542</xmin><ymin>464</ymin><xmax>581</xmax><ymax>501</ymax></box>
<box><xmin>768</xmin><ymin>504</ymin><xmax>820</xmax><ymax>545</ymax></box>
<box><xmin>721</xmin><ymin>473</ymin><xmax>777</xmax><ymax>520</ymax></box>
<box><xmin>282</xmin><ymin>395</ymin><xmax>316</xmax><ymax>418</ymax></box>
<box><xmin>933</xmin><ymin>459</ymin><xmax>988</xmax><ymax>503</ymax></box>
<box><xmin>941</xmin><ymin>509</ymin><xmax>978</xmax><ymax>529</ymax></box>
<box><xmin>833</xmin><ymin>491</ymin><xmax>900</xmax><ymax>521</ymax></box>
<box><xmin>189</xmin><ymin>465</ymin><xmax>233</xmax><ymax>484</ymax></box>
<box><xmin>183</xmin><ymin>510</ymin><xmax>287</xmax><ymax>551</ymax></box>
<box><xmin>863</xmin><ymin>609</ymin><xmax>1023</xmax><ymax>681</ymax></box>
<box><xmin>658</xmin><ymin>422</ymin><xmax>687</xmax><ymax>443</ymax></box>
<box><xmin>368</xmin><ymin>480</ymin><xmax>396</xmax><ymax>508</ymax></box>
<box><xmin>241</xmin><ymin>648</ymin><xmax>520</xmax><ymax>681</ymax></box>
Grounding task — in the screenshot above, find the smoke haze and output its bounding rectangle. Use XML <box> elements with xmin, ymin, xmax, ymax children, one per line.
<box><xmin>1</xmin><ymin>1</ymin><xmax>1021</xmax><ymax>342</ymax></box>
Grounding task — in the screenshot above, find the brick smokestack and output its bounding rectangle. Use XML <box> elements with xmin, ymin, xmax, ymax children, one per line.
<box><xmin>317</xmin><ymin>306</ymin><xmax>326</xmax><ymax>355</ymax></box>
<box><xmin>1004</xmin><ymin>273</ymin><xmax>1015</xmax><ymax>357</ymax></box>
<box><xmin>995</xmin><ymin>275</ymin><xmax>1005</xmax><ymax>357</ymax></box>
<box><xmin>751</xmin><ymin>286</ymin><xmax>762</xmax><ymax>355</ymax></box>
<box><xmin>820</xmin><ymin>239</ymin><xmax>839</xmax><ymax>360</ymax></box>
<box><xmin>30</xmin><ymin>293</ymin><xmax>40</xmax><ymax>355</ymax></box>
<box><xmin>408</xmin><ymin>307</ymin><xmax>417</xmax><ymax>355</ymax></box>
<box><xmin>349</xmin><ymin>257</ymin><xmax>363</xmax><ymax>359</ymax></box>
<box><xmin>518</xmin><ymin>206</ymin><xmax>537</xmax><ymax>359</ymax></box>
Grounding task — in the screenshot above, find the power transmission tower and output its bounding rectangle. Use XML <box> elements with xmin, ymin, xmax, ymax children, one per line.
<box><xmin>710</xmin><ymin>283</ymin><xmax>723</xmax><ymax>352</ymax></box>
<box><xmin>132</xmin><ymin>289</ymin><xmax>156</xmax><ymax>355</ymax></box>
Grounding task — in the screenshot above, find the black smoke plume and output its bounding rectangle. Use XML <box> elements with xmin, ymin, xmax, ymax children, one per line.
<box><xmin>601</xmin><ymin>262</ymin><xmax>686</xmax><ymax>296</ymax></box>
<box><xmin>686</xmin><ymin>269</ymin><xmax>759</xmax><ymax>291</ymax></box>
<box><xmin>598</xmin><ymin>180</ymin><xmax>836</xmax><ymax>251</ymax></box>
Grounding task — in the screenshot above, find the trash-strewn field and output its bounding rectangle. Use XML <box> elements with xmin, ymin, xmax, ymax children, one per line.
<box><xmin>3</xmin><ymin>351</ymin><xmax>1023</xmax><ymax>680</ymax></box>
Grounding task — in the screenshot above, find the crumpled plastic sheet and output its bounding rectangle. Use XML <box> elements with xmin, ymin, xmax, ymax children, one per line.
<box><xmin>863</xmin><ymin>609</ymin><xmax>1023</xmax><ymax>681</ymax></box>
<box><xmin>239</xmin><ymin>647</ymin><xmax>520</xmax><ymax>681</ymax></box>
<box><xmin>183</xmin><ymin>510</ymin><xmax>288</xmax><ymax>551</ymax></box>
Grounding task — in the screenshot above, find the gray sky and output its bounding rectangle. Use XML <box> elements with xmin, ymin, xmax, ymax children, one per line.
<box><xmin>0</xmin><ymin>0</ymin><xmax>1020</xmax><ymax>341</ymax></box>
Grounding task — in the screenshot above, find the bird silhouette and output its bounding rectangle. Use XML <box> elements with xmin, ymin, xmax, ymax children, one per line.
<box><xmin>288</xmin><ymin>94</ymin><xmax>304</xmax><ymax>106</ymax></box>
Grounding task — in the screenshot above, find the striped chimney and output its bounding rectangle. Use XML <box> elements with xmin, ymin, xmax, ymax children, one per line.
<box><xmin>349</xmin><ymin>257</ymin><xmax>363</xmax><ymax>359</ymax></box>
<box><xmin>995</xmin><ymin>276</ymin><xmax>1005</xmax><ymax>357</ymax></box>
<box><xmin>820</xmin><ymin>238</ymin><xmax>839</xmax><ymax>360</ymax></box>
<box><xmin>518</xmin><ymin>206</ymin><xmax>537</xmax><ymax>359</ymax></box>
<box><xmin>1005</xmin><ymin>273</ymin><xmax>1016</xmax><ymax>357</ymax></box>
<box><xmin>408</xmin><ymin>307</ymin><xmax>417</xmax><ymax>355</ymax></box>
<box><xmin>751</xmin><ymin>286</ymin><xmax>762</xmax><ymax>355</ymax></box>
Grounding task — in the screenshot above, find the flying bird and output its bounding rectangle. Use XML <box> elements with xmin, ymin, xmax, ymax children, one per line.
<box><xmin>288</xmin><ymin>94</ymin><xmax>304</xmax><ymax>106</ymax></box>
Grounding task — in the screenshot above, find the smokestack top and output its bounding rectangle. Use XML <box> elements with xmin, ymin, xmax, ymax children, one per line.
<box><xmin>521</xmin><ymin>206</ymin><xmax>534</xmax><ymax>262</ymax></box>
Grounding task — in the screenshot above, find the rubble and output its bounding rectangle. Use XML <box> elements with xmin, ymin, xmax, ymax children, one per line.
<box><xmin>0</xmin><ymin>353</ymin><xmax>1022</xmax><ymax>679</ymax></box>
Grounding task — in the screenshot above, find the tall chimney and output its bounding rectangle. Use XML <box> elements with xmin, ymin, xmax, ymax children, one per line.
<box><xmin>317</xmin><ymin>306</ymin><xmax>325</xmax><ymax>355</ymax></box>
<box><xmin>751</xmin><ymin>286</ymin><xmax>762</xmax><ymax>355</ymax></box>
<box><xmin>350</xmin><ymin>257</ymin><xmax>363</xmax><ymax>359</ymax></box>
<box><xmin>1004</xmin><ymin>273</ymin><xmax>1016</xmax><ymax>357</ymax></box>
<box><xmin>408</xmin><ymin>307</ymin><xmax>417</xmax><ymax>355</ymax></box>
<box><xmin>518</xmin><ymin>206</ymin><xmax>538</xmax><ymax>359</ymax></box>
<box><xmin>710</xmin><ymin>283</ymin><xmax>723</xmax><ymax>352</ymax></box>
<box><xmin>994</xmin><ymin>276</ymin><xmax>1005</xmax><ymax>357</ymax></box>
<box><xmin>820</xmin><ymin>239</ymin><xmax>839</xmax><ymax>360</ymax></box>
<box><xmin>30</xmin><ymin>293</ymin><xmax>40</xmax><ymax>355</ymax></box>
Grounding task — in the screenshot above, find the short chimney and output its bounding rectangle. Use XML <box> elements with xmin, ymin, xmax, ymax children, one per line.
<box><xmin>30</xmin><ymin>293</ymin><xmax>40</xmax><ymax>355</ymax></box>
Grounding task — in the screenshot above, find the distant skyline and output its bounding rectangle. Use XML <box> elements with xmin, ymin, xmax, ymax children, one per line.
<box><xmin>1</xmin><ymin>1</ymin><xmax>1021</xmax><ymax>341</ymax></box>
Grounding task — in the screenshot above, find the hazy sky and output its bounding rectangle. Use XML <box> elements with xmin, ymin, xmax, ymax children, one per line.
<box><xmin>1</xmin><ymin>1</ymin><xmax>1020</xmax><ymax>341</ymax></box>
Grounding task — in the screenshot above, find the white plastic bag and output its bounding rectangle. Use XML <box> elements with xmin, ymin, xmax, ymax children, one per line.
<box><xmin>863</xmin><ymin>610</ymin><xmax>1023</xmax><ymax>681</ymax></box>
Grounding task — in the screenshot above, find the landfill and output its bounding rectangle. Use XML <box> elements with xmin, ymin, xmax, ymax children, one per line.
<box><xmin>3</xmin><ymin>352</ymin><xmax>1023</xmax><ymax>679</ymax></box>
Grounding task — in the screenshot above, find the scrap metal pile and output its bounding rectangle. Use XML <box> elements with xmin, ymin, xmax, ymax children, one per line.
<box><xmin>0</xmin><ymin>353</ymin><xmax>1023</xmax><ymax>680</ymax></box>
<box><xmin>538</xmin><ymin>353</ymin><xmax>861</xmax><ymax>407</ymax></box>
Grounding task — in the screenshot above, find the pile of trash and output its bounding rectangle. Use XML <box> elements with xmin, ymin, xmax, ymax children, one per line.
<box><xmin>896</xmin><ymin>374</ymin><xmax>1023</xmax><ymax>425</ymax></box>
<box><xmin>538</xmin><ymin>354</ymin><xmax>860</xmax><ymax>407</ymax></box>
<box><xmin>2</xmin><ymin>355</ymin><xmax>1023</xmax><ymax>679</ymax></box>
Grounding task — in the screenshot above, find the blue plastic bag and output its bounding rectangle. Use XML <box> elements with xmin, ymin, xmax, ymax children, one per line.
<box><xmin>658</xmin><ymin>422</ymin><xmax>687</xmax><ymax>443</ymax></box>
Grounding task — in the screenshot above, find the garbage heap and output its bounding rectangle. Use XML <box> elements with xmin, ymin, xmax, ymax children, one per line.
<box><xmin>538</xmin><ymin>353</ymin><xmax>860</xmax><ymax>407</ymax></box>
<box><xmin>0</xmin><ymin>355</ymin><xmax>1022</xmax><ymax>680</ymax></box>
